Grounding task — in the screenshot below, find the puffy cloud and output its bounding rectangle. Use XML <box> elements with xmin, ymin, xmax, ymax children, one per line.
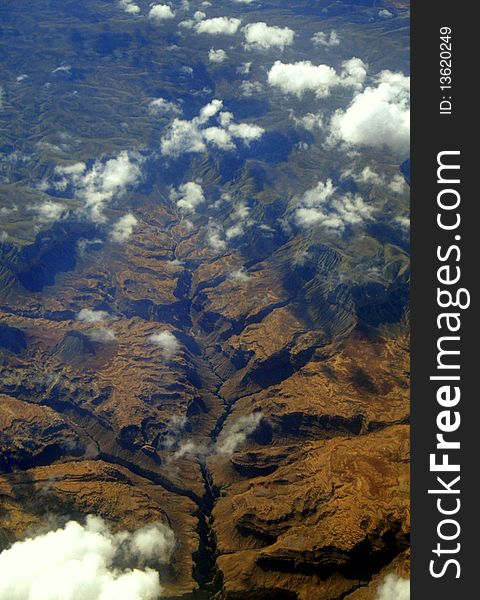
<box><xmin>216</xmin><ymin>413</ymin><xmax>263</xmax><ymax>455</ymax></box>
<box><xmin>32</xmin><ymin>200</ymin><xmax>67</xmax><ymax>223</ymax></box>
<box><xmin>378</xmin><ymin>9</ymin><xmax>394</xmax><ymax>19</ymax></box>
<box><xmin>311</xmin><ymin>30</ymin><xmax>340</xmax><ymax>47</ymax></box>
<box><xmin>225</xmin><ymin>201</ymin><xmax>251</xmax><ymax>239</ymax></box>
<box><xmin>88</xmin><ymin>327</ymin><xmax>117</xmax><ymax>343</ymax></box>
<box><xmin>294</xmin><ymin>179</ymin><xmax>375</xmax><ymax>232</ymax></box>
<box><xmin>208</xmin><ymin>48</ymin><xmax>227</xmax><ymax>63</ymax></box>
<box><xmin>149</xmin><ymin>97</ymin><xmax>181</xmax><ymax>116</ymax></box>
<box><xmin>148</xmin><ymin>4</ymin><xmax>175</xmax><ymax>22</ymax></box>
<box><xmin>237</xmin><ymin>61</ymin><xmax>252</xmax><ymax>75</ymax></box>
<box><xmin>289</xmin><ymin>110</ymin><xmax>323</xmax><ymax>131</ymax></box>
<box><xmin>229</xmin><ymin>267</ymin><xmax>250</xmax><ymax>282</ymax></box>
<box><xmin>161</xmin><ymin>100</ymin><xmax>264</xmax><ymax>157</ymax></box>
<box><xmin>342</xmin><ymin>167</ymin><xmax>408</xmax><ymax>194</ymax></box>
<box><xmin>375</xmin><ymin>575</ymin><xmax>410</xmax><ymax>600</ymax></box>
<box><xmin>268</xmin><ymin>57</ymin><xmax>367</xmax><ymax>98</ymax></box>
<box><xmin>119</xmin><ymin>0</ymin><xmax>140</xmax><ymax>15</ymax></box>
<box><xmin>110</xmin><ymin>213</ymin><xmax>138</xmax><ymax>242</ymax></box>
<box><xmin>206</xmin><ymin>220</ymin><xmax>227</xmax><ymax>251</ymax></box>
<box><xmin>240</xmin><ymin>80</ymin><xmax>264</xmax><ymax>97</ymax></box>
<box><xmin>149</xmin><ymin>331</ymin><xmax>180</xmax><ymax>359</ymax></box>
<box><xmin>169</xmin><ymin>182</ymin><xmax>205</xmax><ymax>213</ymax></box>
<box><xmin>0</xmin><ymin>516</ymin><xmax>175</xmax><ymax>600</ymax></box>
<box><xmin>173</xmin><ymin>413</ymin><xmax>263</xmax><ymax>459</ymax></box>
<box><xmin>195</xmin><ymin>16</ymin><xmax>241</xmax><ymax>35</ymax></box>
<box><xmin>243</xmin><ymin>22</ymin><xmax>295</xmax><ymax>51</ymax></box>
<box><xmin>329</xmin><ymin>70</ymin><xmax>410</xmax><ymax>156</ymax></box>
<box><xmin>389</xmin><ymin>173</ymin><xmax>407</xmax><ymax>194</ymax></box>
<box><xmin>395</xmin><ymin>215</ymin><xmax>410</xmax><ymax>231</ymax></box>
<box><xmin>54</xmin><ymin>151</ymin><xmax>142</xmax><ymax>223</ymax></box>
<box><xmin>77</xmin><ymin>309</ymin><xmax>110</xmax><ymax>323</ymax></box>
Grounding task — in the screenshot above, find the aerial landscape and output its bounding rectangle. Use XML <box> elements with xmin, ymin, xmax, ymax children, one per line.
<box><xmin>0</xmin><ymin>1</ymin><xmax>410</xmax><ymax>598</ymax></box>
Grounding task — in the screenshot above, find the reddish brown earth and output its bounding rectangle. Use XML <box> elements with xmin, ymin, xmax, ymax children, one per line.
<box><xmin>0</xmin><ymin>205</ymin><xmax>409</xmax><ymax>599</ymax></box>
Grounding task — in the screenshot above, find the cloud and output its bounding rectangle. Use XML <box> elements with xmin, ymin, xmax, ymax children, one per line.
<box><xmin>311</xmin><ymin>30</ymin><xmax>340</xmax><ymax>47</ymax></box>
<box><xmin>161</xmin><ymin>100</ymin><xmax>264</xmax><ymax>157</ymax></box>
<box><xmin>119</xmin><ymin>0</ymin><xmax>140</xmax><ymax>15</ymax></box>
<box><xmin>32</xmin><ymin>200</ymin><xmax>68</xmax><ymax>223</ymax></box>
<box><xmin>268</xmin><ymin>57</ymin><xmax>367</xmax><ymax>98</ymax></box>
<box><xmin>54</xmin><ymin>151</ymin><xmax>143</xmax><ymax>223</ymax></box>
<box><xmin>341</xmin><ymin>167</ymin><xmax>408</xmax><ymax>194</ymax></box>
<box><xmin>148</xmin><ymin>4</ymin><xmax>175</xmax><ymax>22</ymax></box>
<box><xmin>216</xmin><ymin>413</ymin><xmax>263</xmax><ymax>455</ymax></box>
<box><xmin>208</xmin><ymin>48</ymin><xmax>227</xmax><ymax>63</ymax></box>
<box><xmin>243</xmin><ymin>22</ymin><xmax>295</xmax><ymax>51</ymax></box>
<box><xmin>110</xmin><ymin>213</ymin><xmax>138</xmax><ymax>242</ymax></box>
<box><xmin>149</xmin><ymin>331</ymin><xmax>180</xmax><ymax>359</ymax></box>
<box><xmin>225</xmin><ymin>201</ymin><xmax>251</xmax><ymax>239</ymax></box>
<box><xmin>0</xmin><ymin>516</ymin><xmax>175</xmax><ymax>600</ymax></box>
<box><xmin>205</xmin><ymin>220</ymin><xmax>227</xmax><ymax>251</ymax></box>
<box><xmin>173</xmin><ymin>413</ymin><xmax>263</xmax><ymax>459</ymax></box>
<box><xmin>294</xmin><ymin>179</ymin><xmax>375</xmax><ymax>232</ymax></box>
<box><xmin>378</xmin><ymin>9</ymin><xmax>394</xmax><ymax>19</ymax></box>
<box><xmin>375</xmin><ymin>575</ymin><xmax>410</xmax><ymax>600</ymax></box>
<box><xmin>237</xmin><ymin>61</ymin><xmax>252</xmax><ymax>75</ymax></box>
<box><xmin>88</xmin><ymin>327</ymin><xmax>117</xmax><ymax>343</ymax></box>
<box><xmin>229</xmin><ymin>267</ymin><xmax>250</xmax><ymax>282</ymax></box>
<box><xmin>289</xmin><ymin>110</ymin><xmax>323</xmax><ymax>130</ymax></box>
<box><xmin>394</xmin><ymin>215</ymin><xmax>410</xmax><ymax>231</ymax></box>
<box><xmin>149</xmin><ymin>98</ymin><xmax>182</xmax><ymax>116</ymax></box>
<box><xmin>195</xmin><ymin>16</ymin><xmax>241</xmax><ymax>35</ymax></box>
<box><xmin>240</xmin><ymin>81</ymin><xmax>264</xmax><ymax>97</ymax></box>
<box><xmin>389</xmin><ymin>173</ymin><xmax>407</xmax><ymax>194</ymax></box>
<box><xmin>329</xmin><ymin>70</ymin><xmax>410</xmax><ymax>156</ymax></box>
<box><xmin>169</xmin><ymin>182</ymin><xmax>205</xmax><ymax>214</ymax></box>
<box><xmin>77</xmin><ymin>309</ymin><xmax>110</xmax><ymax>323</ymax></box>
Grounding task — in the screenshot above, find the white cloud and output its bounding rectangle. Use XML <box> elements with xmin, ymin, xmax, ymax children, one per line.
<box><xmin>206</xmin><ymin>220</ymin><xmax>227</xmax><ymax>251</ymax></box>
<box><xmin>208</xmin><ymin>48</ymin><xmax>227</xmax><ymax>63</ymax></box>
<box><xmin>237</xmin><ymin>62</ymin><xmax>252</xmax><ymax>75</ymax></box>
<box><xmin>119</xmin><ymin>0</ymin><xmax>140</xmax><ymax>15</ymax></box>
<box><xmin>148</xmin><ymin>4</ymin><xmax>175</xmax><ymax>22</ymax></box>
<box><xmin>268</xmin><ymin>57</ymin><xmax>367</xmax><ymax>98</ymax></box>
<box><xmin>0</xmin><ymin>516</ymin><xmax>175</xmax><ymax>600</ymax></box>
<box><xmin>54</xmin><ymin>151</ymin><xmax>142</xmax><ymax>223</ymax></box>
<box><xmin>88</xmin><ymin>327</ymin><xmax>117</xmax><ymax>343</ymax></box>
<box><xmin>311</xmin><ymin>30</ymin><xmax>340</xmax><ymax>47</ymax></box>
<box><xmin>243</xmin><ymin>22</ymin><xmax>295</xmax><ymax>51</ymax></box>
<box><xmin>149</xmin><ymin>97</ymin><xmax>182</xmax><ymax>116</ymax></box>
<box><xmin>378</xmin><ymin>9</ymin><xmax>394</xmax><ymax>19</ymax></box>
<box><xmin>225</xmin><ymin>201</ymin><xmax>251</xmax><ymax>239</ymax></box>
<box><xmin>375</xmin><ymin>575</ymin><xmax>409</xmax><ymax>600</ymax></box>
<box><xmin>395</xmin><ymin>215</ymin><xmax>410</xmax><ymax>231</ymax></box>
<box><xmin>289</xmin><ymin>110</ymin><xmax>323</xmax><ymax>131</ymax></box>
<box><xmin>216</xmin><ymin>413</ymin><xmax>263</xmax><ymax>455</ymax></box>
<box><xmin>32</xmin><ymin>200</ymin><xmax>67</xmax><ymax>223</ymax></box>
<box><xmin>169</xmin><ymin>181</ymin><xmax>205</xmax><ymax>213</ymax></box>
<box><xmin>195</xmin><ymin>16</ymin><xmax>241</xmax><ymax>35</ymax></box>
<box><xmin>240</xmin><ymin>81</ymin><xmax>264</xmax><ymax>97</ymax></box>
<box><xmin>77</xmin><ymin>309</ymin><xmax>110</xmax><ymax>323</ymax></box>
<box><xmin>389</xmin><ymin>173</ymin><xmax>407</xmax><ymax>194</ymax></box>
<box><xmin>173</xmin><ymin>413</ymin><xmax>263</xmax><ymax>459</ymax></box>
<box><xmin>294</xmin><ymin>179</ymin><xmax>375</xmax><ymax>232</ymax></box>
<box><xmin>329</xmin><ymin>70</ymin><xmax>410</xmax><ymax>156</ymax></box>
<box><xmin>161</xmin><ymin>100</ymin><xmax>264</xmax><ymax>157</ymax></box>
<box><xmin>149</xmin><ymin>331</ymin><xmax>180</xmax><ymax>359</ymax></box>
<box><xmin>110</xmin><ymin>213</ymin><xmax>138</xmax><ymax>242</ymax></box>
<box><xmin>229</xmin><ymin>267</ymin><xmax>250</xmax><ymax>282</ymax></box>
